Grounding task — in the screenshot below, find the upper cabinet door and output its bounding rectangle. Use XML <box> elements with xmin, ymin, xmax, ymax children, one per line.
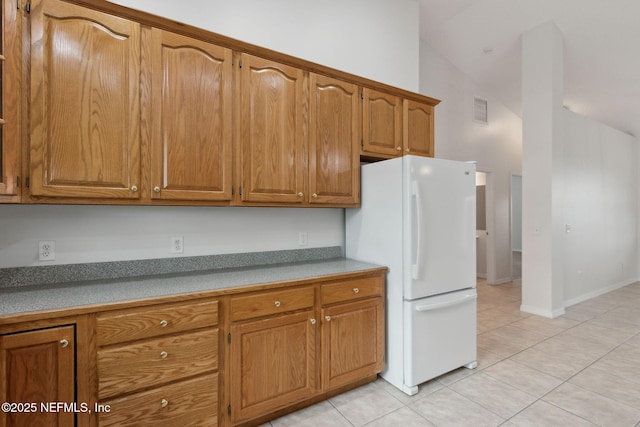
<box><xmin>29</xmin><ymin>0</ymin><xmax>141</xmax><ymax>199</ymax></box>
<box><xmin>309</xmin><ymin>74</ymin><xmax>360</xmax><ymax>206</ymax></box>
<box><xmin>404</xmin><ymin>99</ymin><xmax>434</xmax><ymax>157</ymax></box>
<box><xmin>362</xmin><ymin>88</ymin><xmax>402</xmax><ymax>157</ymax></box>
<box><xmin>238</xmin><ymin>54</ymin><xmax>305</xmax><ymax>204</ymax></box>
<box><xmin>149</xmin><ymin>29</ymin><xmax>233</xmax><ymax>202</ymax></box>
<box><xmin>0</xmin><ymin>0</ymin><xmax>22</xmax><ymax>201</ymax></box>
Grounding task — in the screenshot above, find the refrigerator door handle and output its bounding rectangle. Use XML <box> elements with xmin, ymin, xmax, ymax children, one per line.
<box><xmin>415</xmin><ymin>293</ymin><xmax>477</xmax><ymax>312</ymax></box>
<box><xmin>411</xmin><ymin>180</ymin><xmax>422</xmax><ymax>280</ymax></box>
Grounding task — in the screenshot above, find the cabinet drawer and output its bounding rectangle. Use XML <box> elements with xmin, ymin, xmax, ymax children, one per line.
<box><xmin>99</xmin><ymin>373</ymin><xmax>218</xmax><ymax>427</ymax></box>
<box><xmin>231</xmin><ymin>286</ymin><xmax>314</xmax><ymax>322</ymax></box>
<box><xmin>98</xmin><ymin>329</ymin><xmax>218</xmax><ymax>399</ymax></box>
<box><xmin>321</xmin><ymin>276</ymin><xmax>384</xmax><ymax>306</ymax></box>
<box><xmin>97</xmin><ymin>300</ymin><xmax>218</xmax><ymax>346</ymax></box>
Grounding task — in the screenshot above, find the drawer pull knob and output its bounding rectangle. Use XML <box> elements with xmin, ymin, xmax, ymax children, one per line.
<box><xmin>274</xmin><ymin>301</ymin><xmax>281</xmax><ymax>307</ymax></box>
<box><xmin>325</xmin><ymin>315</ymin><xmax>331</xmax><ymax>322</ymax></box>
<box><xmin>160</xmin><ymin>320</ymin><xmax>168</xmax><ymax>327</ymax></box>
<box><xmin>297</xmin><ymin>192</ymin><xmax>303</xmax><ymax>197</ymax></box>
<box><xmin>131</xmin><ymin>185</ymin><xmax>138</xmax><ymax>192</ymax></box>
<box><xmin>160</xmin><ymin>399</ymin><xmax>168</xmax><ymax>408</ymax></box>
<box><xmin>312</xmin><ymin>193</ymin><xmax>318</xmax><ymax>198</ymax></box>
<box><xmin>310</xmin><ymin>318</ymin><xmax>316</xmax><ymax>325</ymax></box>
<box><xmin>353</xmin><ymin>287</ymin><xmax>360</xmax><ymax>294</ymax></box>
<box><xmin>60</xmin><ymin>339</ymin><xmax>69</xmax><ymax>348</ymax></box>
<box><xmin>396</xmin><ymin>146</ymin><xmax>401</xmax><ymax>151</ymax></box>
<box><xmin>160</xmin><ymin>351</ymin><xmax>168</xmax><ymax>359</ymax></box>
<box><xmin>153</xmin><ymin>186</ymin><xmax>161</xmax><ymax>193</ymax></box>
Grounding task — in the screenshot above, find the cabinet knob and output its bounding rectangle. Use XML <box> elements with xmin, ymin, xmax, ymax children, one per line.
<box><xmin>274</xmin><ymin>300</ymin><xmax>281</xmax><ymax>307</ymax></box>
<box><xmin>406</xmin><ymin>148</ymin><xmax>410</xmax><ymax>152</ymax></box>
<box><xmin>153</xmin><ymin>186</ymin><xmax>161</xmax><ymax>193</ymax></box>
<box><xmin>325</xmin><ymin>315</ymin><xmax>331</xmax><ymax>322</ymax></box>
<box><xmin>131</xmin><ymin>185</ymin><xmax>138</xmax><ymax>192</ymax></box>
<box><xmin>297</xmin><ymin>192</ymin><xmax>303</xmax><ymax>197</ymax></box>
<box><xmin>312</xmin><ymin>193</ymin><xmax>318</xmax><ymax>198</ymax></box>
<box><xmin>396</xmin><ymin>146</ymin><xmax>401</xmax><ymax>151</ymax></box>
<box><xmin>353</xmin><ymin>287</ymin><xmax>360</xmax><ymax>294</ymax></box>
<box><xmin>160</xmin><ymin>399</ymin><xmax>168</xmax><ymax>408</ymax></box>
<box><xmin>160</xmin><ymin>320</ymin><xmax>168</xmax><ymax>327</ymax></box>
<box><xmin>60</xmin><ymin>339</ymin><xmax>69</xmax><ymax>348</ymax></box>
<box><xmin>310</xmin><ymin>318</ymin><xmax>316</xmax><ymax>325</ymax></box>
<box><xmin>160</xmin><ymin>351</ymin><xmax>168</xmax><ymax>359</ymax></box>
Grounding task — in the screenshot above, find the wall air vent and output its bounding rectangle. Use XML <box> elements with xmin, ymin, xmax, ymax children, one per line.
<box><xmin>473</xmin><ymin>97</ymin><xmax>488</xmax><ymax>124</ymax></box>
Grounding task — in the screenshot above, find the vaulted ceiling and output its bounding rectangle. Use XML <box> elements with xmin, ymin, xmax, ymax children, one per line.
<box><xmin>418</xmin><ymin>0</ymin><xmax>640</xmax><ymax>138</ymax></box>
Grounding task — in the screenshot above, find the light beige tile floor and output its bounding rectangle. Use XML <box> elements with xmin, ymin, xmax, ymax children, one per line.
<box><xmin>262</xmin><ymin>279</ymin><xmax>640</xmax><ymax>426</ymax></box>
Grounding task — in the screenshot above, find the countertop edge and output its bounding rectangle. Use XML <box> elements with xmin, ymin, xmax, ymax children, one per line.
<box><xmin>0</xmin><ymin>259</ymin><xmax>388</xmax><ymax>325</ymax></box>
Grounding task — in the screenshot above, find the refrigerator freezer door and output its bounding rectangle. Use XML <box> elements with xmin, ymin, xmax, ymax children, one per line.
<box><xmin>403</xmin><ymin>156</ymin><xmax>476</xmax><ymax>300</ymax></box>
<box><xmin>403</xmin><ymin>288</ymin><xmax>477</xmax><ymax>389</ymax></box>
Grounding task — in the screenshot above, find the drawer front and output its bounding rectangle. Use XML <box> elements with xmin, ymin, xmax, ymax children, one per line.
<box><xmin>321</xmin><ymin>276</ymin><xmax>383</xmax><ymax>306</ymax></box>
<box><xmin>231</xmin><ymin>286</ymin><xmax>314</xmax><ymax>322</ymax></box>
<box><xmin>98</xmin><ymin>328</ymin><xmax>218</xmax><ymax>399</ymax></box>
<box><xmin>97</xmin><ymin>300</ymin><xmax>218</xmax><ymax>346</ymax></box>
<box><xmin>99</xmin><ymin>373</ymin><xmax>218</xmax><ymax>427</ymax></box>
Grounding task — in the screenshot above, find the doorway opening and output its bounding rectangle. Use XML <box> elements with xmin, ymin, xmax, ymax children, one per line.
<box><xmin>511</xmin><ymin>174</ymin><xmax>522</xmax><ymax>281</ymax></box>
<box><xmin>476</xmin><ymin>172</ymin><xmax>488</xmax><ymax>279</ymax></box>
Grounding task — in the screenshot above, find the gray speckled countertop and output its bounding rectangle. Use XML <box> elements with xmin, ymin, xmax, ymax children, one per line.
<box><xmin>0</xmin><ymin>249</ymin><xmax>386</xmax><ymax>319</ymax></box>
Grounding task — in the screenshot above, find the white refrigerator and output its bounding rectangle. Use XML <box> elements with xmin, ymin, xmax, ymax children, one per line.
<box><xmin>346</xmin><ymin>155</ymin><xmax>477</xmax><ymax>395</ymax></box>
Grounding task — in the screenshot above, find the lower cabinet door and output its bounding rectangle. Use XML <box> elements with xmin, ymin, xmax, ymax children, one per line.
<box><xmin>0</xmin><ymin>325</ymin><xmax>75</xmax><ymax>427</ymax></box>
<box><xmin>99</xmin><ymin>373</ymin><xmax>218</xmax><ymax>427</ymax></box>
<box><xmin>321</xmin><ymin>297</ymin><xmax>384</xmax><ymax>390</ymax></box>
<box><xmin>230</xmin><ymin>310</ymin><xmax>317</xmax><ymax>423</ymax></box>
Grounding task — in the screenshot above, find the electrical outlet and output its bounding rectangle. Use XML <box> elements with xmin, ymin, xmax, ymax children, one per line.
<box><xmin>171</xmin><ymin>236</ymin><xmax>184</xmax><ymax>254</ymax></box>
<box><xmin>298</xmin><ymin>232</ymin><xmax>308</xmax><ymax>246</ymax></box>
<box><xmin>39</xmin><ymin>240</ymin><xmax>56</xmax><ymax>261</ymax></box>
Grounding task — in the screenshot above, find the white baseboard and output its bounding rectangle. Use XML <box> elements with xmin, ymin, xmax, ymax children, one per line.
<box><xmin>563</xmin><ymin>278</ymin><xmax>639</xmax><ymax>308</ymax></box>
<box><xmin>520</xmin><ymin>304</ymin><xmax>566</xmax><ymax>319</ymax></box>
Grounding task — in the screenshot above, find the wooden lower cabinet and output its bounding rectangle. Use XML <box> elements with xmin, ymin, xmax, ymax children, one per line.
<box><xmin>229</xmin><ymin>274</ymin><xmax>385</xmax><ymax>425</ymax></box>
<box><xmin>321</xmin><ymin>297</ymin><xmax>384</xmax><ymax>390</ymax></box>
<box><xmin>0</xmin><ymin>325</ymin><xmax>75</xmax><ymax>427</ymax></box>
<box><xmin>0</xmin><ymin>269</ymin><xmax>386</xmax><ymax>427</ymax></box>
<box><xmin>229</xmin><ymin>310</ymin><xmax>317</xmax><ymax>424</ymax></box>
<box><xmin>99</xmin><ymin>373</ymin><xmax>218</xmax><ymax>427</ymax></box>
<box><xmin>95</xmin><ymin>299</ymin><xmax>220</xmax><ymax>427</ymax></box>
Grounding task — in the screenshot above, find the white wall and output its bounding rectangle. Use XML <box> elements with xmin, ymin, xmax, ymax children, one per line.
<box><xmin>0</xmin><ymin>205</ymin><xmax>342</xmax><ymax>268</ymax></box>
<box><xmin>1</xmin><ymin>0</ymin><xmax>421</xmax><ymax>268</ymax></box>
<box><xmin>110</xmin><ymin>0</ymin><xmax>420</xmax><ymax>92</ymax></box>
<box><xmin>562</xmin><ymin>110</ymin><xmax>638</xmax><ymax>306</ymax></box>
<box><xmin>419</xmin><ymin>41</ymin><xmax>522</xmax><ymax>284</ymax></box>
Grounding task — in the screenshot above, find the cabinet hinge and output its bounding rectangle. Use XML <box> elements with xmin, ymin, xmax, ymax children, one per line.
<box><xmin>16</xmin><ymin>176</ymin><xmax>20</xmax><ymax>188</ymax></box>
<box><xmin>231</xmin><ymin>186</ymin><xmax>234</xmax><ymax>196</ymax></box>
<box><xmin>238</xmin><ymin>59</ymin><xmax>243</xmax><ymax>68</ymax></box>
<box><xmin>227</xmin><ymin>332</ymin><xmax>231</xmax><ymax>344</ymax></box>
<box><xmin>361</xmin><ymin>139</ymin><xmax>364</xmax><ymax>147</ymax></box>
<box><xmin>25</xmin><ymin>177</ymin><xmax>30</xmax><ymax>188</ymax></box>
<box><xmin>227</xmin><ymin>404</ymin><xmax>231</xmax><ymax>415</ymax></box>
<box><xmin>25</xmin><ymin>0</ymin><xmax>30</xmax><ymax>13</ymax></box>
<box><xmin>239</xmin><ymin>186</ymin><xmax>243</xmax><ymax>196</ymax></box>
<box><xmin>360</xmin><ymin>90</ymin><xmax>364</xmax><ymax>100</ymax></box>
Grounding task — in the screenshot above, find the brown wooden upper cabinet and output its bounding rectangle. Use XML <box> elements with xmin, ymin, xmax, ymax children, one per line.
<box><xmin>237</xmin><ymin>53</ymin><xmax>305</xmax><ymax>205</ymax></box>
<box><xmin>29</xmin><ymin>0</ymin><xmax>141</xmax><ymax>199</ymax></box>
<box><xmin>0</xmin><ymin>0</ymin><xmax>22</xmax><ymax>202</ymax></box>
<box><xmin>362</xmin><ymin>88</ymin><xmax>436</xmax><ymax>160</ymax></box>
<box><xmin>149</xmin><ymin>28</ymin><xmax>233</xmax><ymax>202</ymax></box>
<box><xmin>404</xmin><ymin>99</ymin><xmax>434</xmax><ymax>157</ymax></box>
<box><xmin>362</xmin><ymin>88</ymin><xmax>403</xmax><ymax>158</ymax></box>
<box><xmin>309</xmin><ymin>74</ymin><xmax>360</xmax><ymax>206</ymax></box>
<box><xmin>15</xmin><ymin>0</ymin><xmax>438</xmax><ymax>206</ymax></box>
